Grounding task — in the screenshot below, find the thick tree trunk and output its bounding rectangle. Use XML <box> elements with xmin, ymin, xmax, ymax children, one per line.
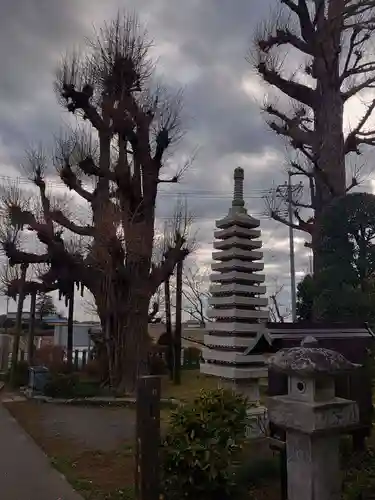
<box><xmin>118</xmin><ymin>294</ymin><xmax>150</xmax><ymax>393</ymax></box>
<box><xmin>95</xmin><ymin>273</ymin><xmax>152</xmax><ymax>394</ymax></box>
<box><xmin>314</xmin><ymin>86</ymin><xmax>346</xmax><ymax>209</ymax></box>
<box><xmin>312</xmin><ymin>9</ymin><xmax>346</xmax><ymax>277</ymax></box>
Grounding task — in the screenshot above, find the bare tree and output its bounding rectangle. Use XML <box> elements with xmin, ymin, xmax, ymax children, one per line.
<box><xmin>158</xmin><ymin>199</ymin><xmax>196</xmax><ymax>381</ymax></box>
<box><xmin>252</xmin><ymin>1</ymin><xmax>375</xmax><ymax>273</ymax></box>
<box><xmin>268</xmin><ymin>281</ymin><xmax>289</xmax><ymax>322</ymax></box>
<box><xmin>0</xmin><ymin>13</ymin><xmax>192</xmax><ymax>392</ymax></box>
<box><xmin>181</xmin><ymin>264</ymin><xmax>210</xmax><ymax>327</ymax></box>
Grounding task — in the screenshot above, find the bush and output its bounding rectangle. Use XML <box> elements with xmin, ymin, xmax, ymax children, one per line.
<box><xmin>7</xmin><ymin>360</ymin><xmax>30</xmax><ymax>388</ymax></box>
<box><xmin>161</xmin><ymin>388</ymin><xmax>249</xmax><ymax>500</ymax></box>
<box><xmin>83</xmin><ymin>359</ymin><xmax>101</xmax><ymax>379</ymax></box>
<box><xmin>43</xmin><ymin>373</ymin><xmax>79</xmax><ymax>398</ymax></box>
<box><xmin>72</xmin><ymin>380</ymin><xmax>100</xmax><ymax>398</ymax></box>
<box><xmin>33</xmin><ymin>345</ymin><xmax>67</xmax><ymax>373</ymax></box>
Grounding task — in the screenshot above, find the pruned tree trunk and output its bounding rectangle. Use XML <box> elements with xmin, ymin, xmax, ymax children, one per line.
<box><xmin>164</xmin><ymin>277</ymin><xmax>173</xmax><ymax>378</ymax></box>
<box><xmin>27</xmin><ymin>291</ymin><xmax>36</xmax><ymax>365</ymax></box>
<box><xmin>10</xmin><ymin>263</ymin><xmax>28</xmax><ymax>386</ymax></box>
<box><xmin>67</xmin><ymin>286</ymin><xmax>74</xmax><ymax>371</ymax></box>
<box><xmin>174</xmin><ymin>260</ymin><xmax>183</xmax><ymax>385</ymax></box>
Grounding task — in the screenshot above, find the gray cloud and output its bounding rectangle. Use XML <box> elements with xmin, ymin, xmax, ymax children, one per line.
<box><xmin>0</xmin><ymin>0</ymin><xmax>309</xmax><ymax>319</ymax></box>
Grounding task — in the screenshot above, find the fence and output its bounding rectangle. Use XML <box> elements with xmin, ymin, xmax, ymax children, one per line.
<box><xmin>154</xmin><ymin>346</ymin><xmax>201</xmax><ymax>370</ymax></box>
<box><xmin>70</xmin><ymin>347</ymin><xmax>200</xmax><ymax>371</ymax></box>
<box><xmin>1</xmin><ymin>341</ymin><xmax>201</xmax><ymax>373</ymax></box>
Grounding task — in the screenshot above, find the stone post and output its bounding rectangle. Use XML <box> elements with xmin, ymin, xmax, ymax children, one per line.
<box><xmin>267</xmin><ymin>337</ymin><xmax>359</xmax><ymax>500</ymax></box>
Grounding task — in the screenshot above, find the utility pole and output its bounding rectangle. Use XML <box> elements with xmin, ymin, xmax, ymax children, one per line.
<box><xmin>270</xmin><ymin>174</ymin><xmax>302</xmax><ymax>322</ymax></box>
<box><xmin>287</xmin><ymin>172</ymin><xmax>297</xmax><ymax>322</ymax></box>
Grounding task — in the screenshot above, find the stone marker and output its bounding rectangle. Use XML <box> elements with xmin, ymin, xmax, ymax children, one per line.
<box><xmin>267</xmin><ymin>336</ymin><xmax>359</xmax><ymax>500</ymax></box>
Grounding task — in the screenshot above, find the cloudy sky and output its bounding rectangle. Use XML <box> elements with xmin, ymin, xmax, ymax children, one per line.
<box><xmin>2</xmin><ymin>0</ymin><xmax>369</xmax><ymax>321</ymax></box>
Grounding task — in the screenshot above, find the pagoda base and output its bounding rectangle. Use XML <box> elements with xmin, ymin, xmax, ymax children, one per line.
<box><xmin>200</xmin><ymin>362</ymin><xmax>267</xmax><ymax>380</ymax></box>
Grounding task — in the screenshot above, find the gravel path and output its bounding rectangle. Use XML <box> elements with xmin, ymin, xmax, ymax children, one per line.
<box><xmin>38</xmin><ymin>404</ymin><xmax>137</xmax><ymax>451</ymax></box>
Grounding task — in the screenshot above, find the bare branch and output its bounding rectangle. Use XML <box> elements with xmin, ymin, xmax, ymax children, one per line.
<box><xmin>256</xmin><ymin>61</ymin><xmax>315</xmax><ymax>107</ymax></box>
<box><xmin>264</xmin><ymin>104</ymin><xmax>314</xmax><ymax>149</ymax></box>
<box><xmin>151</xmin><ymin>198</ymin><xmax>196</xmax><ymax>291</ymax></box>
<box><xmin>181</xmin><ymin>264</ymin><xmax>210</xmax><ymax>326</ymax></box>
<box><xmin>50</xmin><ymin>209</ymin><xmax>94</xmax><ymax>236</ymax></box>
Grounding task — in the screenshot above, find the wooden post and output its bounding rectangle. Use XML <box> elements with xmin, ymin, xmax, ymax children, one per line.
<box><xmin>135</xmin><ymin>375</ymin><xmax>161</xmax><ymax>500</ymax></box>
<box><xmin>10</xmin><ymin>263</ymin><xmax>28</xmax><ymax>386</ymax></box>
<box><xmin>67</xmin><ymin>286</ymin><xmax>74</xmax><ymax>371</ymax></box>
<box><xmin>74</xmin><ymin>350</ymin><xmax>79</xmax><ymax>371</ymax></box>
<box><xmin>174</xmin><ymin>260</ymin><xmax>183</xmax><ymax>385</ymax></box>
<box><xmin>27</xmin><ymin>291</ymin><xmax>36</xmax><ymax>366</ymax></box>
<box><xmin>82</xmin><ymin>350</ymin><xmax>87</xmax><ymax>369</ymax></box>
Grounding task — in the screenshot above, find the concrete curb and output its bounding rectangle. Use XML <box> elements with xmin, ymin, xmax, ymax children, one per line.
<box><xmin>23</xmin><ymin>391</ymin><xmax>181</xmax><ymax>408</ymax></box>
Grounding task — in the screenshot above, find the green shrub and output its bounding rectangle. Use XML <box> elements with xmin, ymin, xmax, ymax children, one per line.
<box><xmin>342</xmin><ymin>445</ymin><xmax>375</xmax><ymax>499</ymax></box>
<box><xmin>161</xmin><ymin>388</ymin><xmax>249</xmax><ymax>500</ymax></box>
<box><xmin>43</xmin><ymin>373</ymin><xmax>79</xmax><ymax>398</ymax></box>
<box><xmin>72</xmin><ymin>380</ymin><xmax>100</xmax><ymax>398</ymax></box>
<box><xmin>7</xmin><ymin>361</ymin><xmax>30</xmax><ymax>387</ymax></box>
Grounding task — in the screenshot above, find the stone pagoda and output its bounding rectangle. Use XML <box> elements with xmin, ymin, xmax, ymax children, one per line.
<box><xmin>200</xmin><ymin>167</ymin><xmax>271</xmax><ymax>414</ymax></box>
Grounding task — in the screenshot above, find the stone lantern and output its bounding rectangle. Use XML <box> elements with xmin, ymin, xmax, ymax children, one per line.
<box><xmin>267</xmin><ymin>337</ymin><xmax>359</xmax><ymax>500</ymax></box>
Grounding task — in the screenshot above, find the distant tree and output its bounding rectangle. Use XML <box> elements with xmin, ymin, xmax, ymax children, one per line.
<box><xmin>35</xmin><ymin>293</ymin><xmax>57</xmax><ymax>321</ymax></box>
<box><xmin>296</xmin><ymin>274</ymin><xmax>315</xmax><ymax>322</ymax></box>
<box><xmin>268</xmin><ymin>281</ymin><xmax>289</xmax><ymax>323</ymax></box>
<box><xmin>296</xmin><ymin>193</ymin><xmax>375</xmax><ymax>323</ymax></box>
<box><xmin>181</xmin><ymin>264</ymin><xmax>210</xmax><ymax>327</ymax></box>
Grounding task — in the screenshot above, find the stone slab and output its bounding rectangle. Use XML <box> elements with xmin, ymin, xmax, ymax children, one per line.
<box><xmin>267</xmin><ymin>396</ymin><xmax>359</xmax><ymax>434</ymax></box>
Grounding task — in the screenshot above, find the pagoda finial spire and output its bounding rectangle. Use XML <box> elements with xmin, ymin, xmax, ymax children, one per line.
<box><xmin>232</xmin><ymin>166</ymin><xmax>245</xmax><ymax>211</ymax></box>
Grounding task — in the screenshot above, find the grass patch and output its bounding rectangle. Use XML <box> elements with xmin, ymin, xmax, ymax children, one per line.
<box><xmin>160</xmin><ymin>370</ymin><xmax>219</xmax><ymax>402</ymax></box>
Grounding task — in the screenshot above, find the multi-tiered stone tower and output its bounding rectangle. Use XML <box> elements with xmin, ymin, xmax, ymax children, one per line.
<box><xmin>200</xmin><ymin>167</ymin><xmax>271</xmax><ymax>412</ymax></box>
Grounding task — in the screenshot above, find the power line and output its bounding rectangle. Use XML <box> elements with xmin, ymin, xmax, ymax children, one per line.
<box><xmin>1</xmin><ymin>174</ymin><xmax>373</xmax><ymax>198</ymax></box>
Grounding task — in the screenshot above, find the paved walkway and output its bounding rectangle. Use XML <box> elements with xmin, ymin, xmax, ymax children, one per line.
<box><xmin>0</xmin><ymin>403</ymin><xmax>83</xmax><ymax>500</ymax></box>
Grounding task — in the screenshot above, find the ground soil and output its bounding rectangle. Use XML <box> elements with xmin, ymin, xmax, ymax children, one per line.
<box><xmin>2</xmin><ymin>372</ymin><xmax>277</xmax><ymax>500</ymax></box>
